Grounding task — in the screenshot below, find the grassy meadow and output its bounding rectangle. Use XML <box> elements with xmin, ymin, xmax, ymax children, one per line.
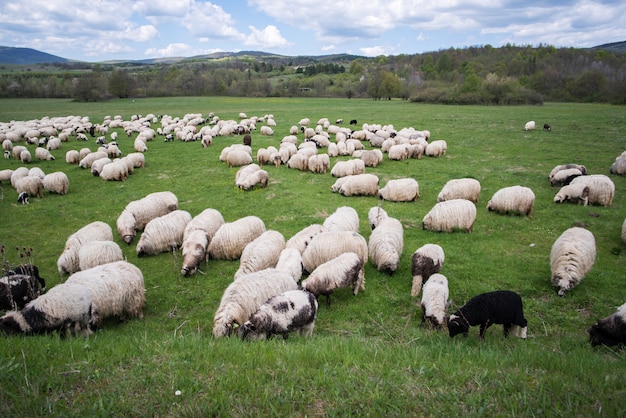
<box><xmin>0</xmin><ymin>97</ymin><xmax>625</xmax><ymax>416</ymax></box>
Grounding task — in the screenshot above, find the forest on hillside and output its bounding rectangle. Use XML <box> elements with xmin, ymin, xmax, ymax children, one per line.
<box><xmin>0</xmin><ymin>44</ymin><xmax>625</xmax><ymax>105</ymax></box>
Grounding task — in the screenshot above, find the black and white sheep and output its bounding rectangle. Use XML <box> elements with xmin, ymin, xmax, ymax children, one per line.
<box><xmin>57</xmin><ymin>221</ymin><xmax>114</xmax><ymax>275</ymax></box>
<box><xmin>116</xmin><ymin>191</ymin><xmax>179</xmax><ymax>244</ymax></box>
<box><xmin>239</xmin><ymin>290</ymin><xmax>318</xmax><ymax>340</ymax></box>
<box><xmin>420</xmin><ymin>273</ymin><xmax>449</xmax><ymax>328</ymax></box>
<box><xmin>181</xmin><ymin>208</ymin><xmax>225</xmax><ymax>276</ymax></box>
<box><xmin>486</xmin><ymin>185</ymin><xmax>535</xmax><ymax>216</ymax></box>
<box><xmin>234</xmin><ymin>230</ymin><xmax>286</xmax><ymax>280</ymax></box>
<box><xmin>550</xmin><ymin>227</ymin><xmax>596</xmax><ymax>296</ymax></box>
<box><xmin>422</xmin><ymin>199</ymin><xmax>476</xmax><ymax>233</ymax></box>
<box><xmin>378</xmin><ymin>178</ymin><xmax>419</xmax><ymax>202</ymax></box>
<box><xmin>0</xmin><ymin>270</ymin><xmax>45</xmax><ymax>311</ymax></box>
<box><xmin>553</xmin><ymin>183</ymin><xmax>589</xmax><ymax>206</ymax></box>
<box><xmin>448</xmin><ymin>290</ymin><xmax>528</xmax><ymax>339</ymax></box>
<box><xmin>301</xmin><ymin>252</ymin><xmax>365</xmax><ymax>305</ymax></box>
<box><xmin>411</xmin><ymin>244</ymin><xmax>445</xmax><ymax>297</ymax></box>
<box><xmin>569</xmin><ymin>174</ymin><xmax>615</xmax><ymax>207</ymax></box>
<box><xmin>208</xmin><ymin>216</ymin><xmax>266</xmax><ymax>261</ymax></box>
<box><xmin>136</xmin><ymin>210</ymin><xmax>192</xmax><ymax>257</ymax></box>
<box><xmin>588</xmin><ymin>302</ymin><xmax>626</xmax><ymax>347</ymax></box>
<box><xmin>212</xmin><ymin>268</ymin><xmax>298</xmax><ymax>338</ymax></box>
<box><xmin>437</xmin><ymin>178</ymin><xmax>481</xmax><ymax>203</ymax></box>
<box><xmin>301</xmin><ymin>230</ymin><xmax>369</xmax><ymax>274</ymax></box>
<box><xmin>368</xmin><ymin>217</ymin><xmax>404</xmax><ymax>274</ymax></box>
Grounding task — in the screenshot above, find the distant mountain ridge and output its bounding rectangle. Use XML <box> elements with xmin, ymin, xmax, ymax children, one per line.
<box><xmin>1</xmin><ymin>41</ymin><xmax>625</xmax><ymax>65</ymax></box>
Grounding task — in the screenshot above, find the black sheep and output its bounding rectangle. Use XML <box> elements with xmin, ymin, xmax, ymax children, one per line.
<box><xmin>448</xmin><ymin>290</ymin><xmax>527</xmax><ymax>339</ymax></box>
<box><xmin>588</xmin><ymin>303</ymin><xmax>626</xmax><ymax>347</ymax></box>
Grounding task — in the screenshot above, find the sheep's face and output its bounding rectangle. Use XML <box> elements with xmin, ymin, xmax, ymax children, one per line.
<box><xmin>447</xmin><ymin>314</ymin><xmax>468</xmax><ymax>338</ymax></box>
<box><xmin>588</xmin><ymin>320</ymin><xmax>623</xmax><ymax>347</ymax></box>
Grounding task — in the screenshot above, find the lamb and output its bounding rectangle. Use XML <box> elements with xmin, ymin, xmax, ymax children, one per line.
<box><xmin>274</xmin><ymin>247</ymin><xmax>304</xmax><ymax>282</ymax></box>
<box><xmin>569</xmin><ymin>175</ymin><xmax>615</xmax><ymax>207</ymax></box>
<box><xmin>588</xmin><ymin>302</ymin><xmax>626</xmax><ymax>347</ymax></box>
<box><xmin>35</xmin><ymin>147</ymin><xmax>55</xmax><ymax>161</ymax></box>
<box><xmin>0</xmin><ymin>274</ymin><xmax>45</xmax><ymax>310</ymax></box>
<box><xmin>332</xmin><ymin>173</ymin><xmax>379</xmax><ymax>197</ymax></box>
<box><xmin>550</xmin><ymin>227</ymin><xmax>596</xmax><ymax>296</ymax></box>
<box><xmin>65</xmin><ymin>261</ymin><xmax>145</xmax><ymax>326</ymax></box>
<box><xmin>42</xmin><ymin>172</ymin><xmax>69</xmax><ymax>195</ymax></box>
<box><xmin>553</xmin><ymin>183</ymin><xmax>589</xmax><ymax>206</ymax></box>
<box><xmin>524</xmin><ymin>121</ymin><xmax>536</xmax><ymax>131</ymax></box>
<box><xmin>368</xmin><ymin>206</ymin><xmax>388</xmax><ymax>230</ymax></box>
<box><xmin>486</xmin><ymin>185</ymin><xmax>535</xmax><ymax>216</ymax></box>
<box><xmin>302</xmin><ymin>230</ymin><xmax>368</xmax><ymax>274</ymax></box>
<box><xmin>57</xmin><ymin>221</ymin><xmax>114</xmax><ymax>275</ymax></box>
<box><xmin>234</xmin><ymin>230</ymin><xmax>286</xmax><ymax>280</ymax></box>
<box><xmin>411</xmin><ymin>244</ymin><xmax>445</xmax><ymax>297</ymax></box>
<box><xmin>116</xmin><ymin>191</ymin><xmax>179</xmax><ymax>244</ymax></box>
<box><xmin>78</xmin><ymin>240</ymin><xmax>124</xmax><ymax>271</ymax></box>
<box><xmin>0</xmin><ymin>281</ymin><xmax>95</xmax><ymax>337</ymax></box>
<box><xmin>181</xmin><ymin>208</ymin><xmax>225</xmax><ymax>276</ymax></box>
<box><xmin>420</xmin><ymin>273</ymin><xmax>449</xmax><ymax>328</ymax></box>
<box><xmin>212</xmin><ymin>269</ymin><xmax>298</xmax><ymax>338</ymax></box>
<box><xmin>448</xmin><ymin>290</ymin><xmax>528</xmax><ymax>339</ymax></box>
<box><xmin>136</xmin><ymin>210</ymin><xmax>192</xmax><ymax>257</ymax></box>
<box><xmin>378</xmin><ymin>178</ymin><xmax>419</xmax><ymax>202</ymax></box>
<box><xmin>239</xmin><ymin>290</ymin><xmax>318</xmax><ymax>340</ymax></box>
<box><xmin>100</xmin><ymin>160</ymin><xmax>129</xmax><ymax>181</ymax></box>
<box><xmin>437</xmin><ymin>178</ymin><xmax>481</xmax><ymax>203</ymax></box>
<box><xmin>368</xmin><ymin>217</ymin><xmax>404</xmax><ymax>274</ymax></box>
<box><xmin>301</xmin><ymin>252</ymin><xmax>365</xmax><ymax>305</ymax></box>
<box><xmin>422</xmin><ymin>199</ymin><xmax>476</xmax><ymax>233</ymax></box>
<box><xmin>323</xmin><ymin>206</ymin><xmax>360</xmax><ymax>233</ymax></box>
<box><xmin>331</xmin><ymin>159</ymin><xmax>365</xmax><ymax>177</ymax></box>
<box><xmin>14</xmin><ymin>176</ymin><xmax>43</xmax><ymax>198</ymax></box>
<box><xmin>208</xmin><ymin>216</ymin><xmax>266</xmax><ymax>261</ymax></box>
<box><xmin>425</xmin><ymin>140</ymin><xmax>447</xmax><ymax>157</ymax></box>
<box><xmin>285</xmin><ymin>224</ymin><xmax>328</xmax><ymax>254</ymax></box>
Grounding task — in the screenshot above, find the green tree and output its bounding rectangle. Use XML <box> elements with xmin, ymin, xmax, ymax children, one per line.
<box><xmin>108</xmin><ymin>69</ymin><xmax>134</xmax><ymax>98</ymax></box>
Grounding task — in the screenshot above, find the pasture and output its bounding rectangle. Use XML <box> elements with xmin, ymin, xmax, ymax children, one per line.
<box><xmin>0</xmin><ymin>97</ymin><xmax>625</xmax><ymax>416</ymax></box>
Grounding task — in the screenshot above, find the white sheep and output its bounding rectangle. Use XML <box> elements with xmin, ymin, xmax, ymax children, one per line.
<box><xmin>134</xmin><ymin>138</ymin><xmax>148</xmax><ymax>152</ymax></box>
<box><xmin>100</xmin><ymin>160</ymin><xmax>129</xmax><ymax>181</ymax></box>
<box><xmin>234</xmin><ymin>230</ymin><xmax>286</xmax><ymax>280</ymax></box>
<box><xmin>19</xmin><ymin>149</ymin><xmax>31</xmax><ymax>163</ymax></box>
<box><xmin>239</xmin><ymin>169</ymin><xmax>269</xmax><ymax>190</ymax></box>
<box><xmin>422</xmin><ymin>199</ymin><xmax>476</xmax><ymax>233</ymax></box>
<box><xmin>15</xmin><ymin>176</ymin><xmax>43</xmax><ymax>198</ymax></box>
<box><xmin>610</xmin><ymin>155</ymin><xmax>626</xmax><ymax>175</ymax></box>
<box><xmin>181</xmin><ymin>208</ymin><xmax>225</xmax><ymax>276</ymax></box>
<box><xmin>368</xmin><ymin>206</ymin><xmax>388</xmax><ymax>230</ymax></box>
<box><xmin>0</xmin><ymin>281</ymin><xmax>95</xmax><ymax>337</ymax></box>
<box><xmin>226</xmin><ymin>149</ymin><xmax>253</xmax><ymax>168</ymax></box>
<box><xmin>425</xmin><ymin>140</ymin><xmax>447</xmax><ymax>157</ymax></box>
<box><xmin>42</xmin><ymin>172</ymin><xmax>69</xmax><ymax>195</ymax></box>
<box><xmin>287</xmin><ymin>153</ymin><xmax>309</xmax><ymax>171</ymax></box>
<box><xmin>331</xmin><ymin>159</ymin><xmax>365</xmax><ymax>177</ymax></box>
<box><xmin>46</xmin><ymin>137</ymin><xmax>61</xmax><ymax>151</ymax></box>
<box><xmin>212</xmin><ymin>268</ymin><xmax>298</xmax><ymax>338</ymax></box>
<box><xmin>622</xmin><ymin>218</ymin><xmax>626</xmax><ymax>244</ymax></box>
<box><xmin>285</xmin><ymin>224</ymin><xmax>328</xmax><ymax>254</ymax></box>
<box><xmin>65</xmin><ymin>261</ymin><xmax>145</xmax><ymax>325</ymax></box>
<box><xmin>549</xmin><ymin>168</ymin><xmax>585</xmax><ymax>187</ymax></box>
<box><xmin>332</xmin><ymin>173</ymin><xmax>379</xmax><ymax>197</ymax></box>
<box><xmin>308</xmin><ymin>154</ymin><xmax>330</xmax><ymax>174</ymax></box>
<box><xmin>239</xmin><ymin>290</ymin><xmax>318</xmax><ymax>340</ymax></box>
<box><xmin>437</xmin><ymin>178</ymin><xmax>481</xmax><ymax>203</ymax></box>
<box><xmin>28</xmin><ymin>167</ymin><xmax>45</xmax><ymax>180</ymax></box>
<box><xmin>275</xmin><ymin>247</ymin><xmax>304</xmax><ymax>283</ymax></box>
<box><xmin>301</xmin><ymin>252</ymin><xmax>365</xmax><ymax>305</ymax></box>
<box><xmin>550</xmin><ymin>227</ymin><xmax>596</xmax><ymax>296</ymax></box>
<box><xmin>486</xmin><ymin>185</ymin><xmax>535</xmax><ymax>216</ymax></box>
<box><xmin>553</xmin><ymin>183</ymin><xmax>589</xmax><ymax>206</ymax></box>
<box><xmin>116</xmin><ymin>191</ymin><xmax>179</xmax><ymax>244</ymax></box>
<box><xmin>411</xmin><ymin>244</ymin><xmax>445</xmax><ymax>297</ymax></box>
<box><xmin>378</xmin><ymin>178</ymin><xmax>419</xmax><ymax>202</ymax></box>
<box><xmin>35</xmin><ymin>147</ymin><xmax>55</xmax><ymax>161</ymax></box>
<box><xmin>136</xmin><ymin>210</ymin><xmax>192</xmax><ymax>257</ymax></box>
<box><xmin>569</xmin><ymin>175</ymin><xmax>615</xmax><ymax>207</ymax></box>
<box><xmin>420</xmin><ymin>273</ymin><xmax>449</xmax><ymax>328</ymax></box>
<box><xmin>302</xmin><ymin>230</ymin><xmax>368</xmax><ymax>274</ymax></box>
<box><xmin>77</xmin><ymin>240</ymin><xmax>124</xmax><ymax>271</ymax></box>
<box><xmin>65</xmin><ymin>150</ymin><xmax>80</xmax><ymax>164</ymax></box>
<box><xmin>12</xmin><ymin>145</ymin><xmax>27</xmax><ymax>160</ymax></box>
<box><xmin>368</xmin><ymin>217</ymin><xmax>404</xmax><ymax>274</ymax></box>
<box><xmin>360</xmin><ymin>149</ymin><xmax>383</xmax><ymax>167</ymax></box>
<box><xmin>91</xmin><ymin>157</ymin><xmax>112</xmax><ymax>176</ymax></box>
<box><xmin>125</xmin><ymin>152</ymin><xmax>145</xmax><ymax>169</ymax></box>
<box><xmin>208</xmin><ymin>216</ymin><xmax>266</xmax><ymax>260</ymax></box>
<box><xmin>79</xmin><ymin>151</ymin><xmax>108</xmax><ymax>168</ymax></box>
<box><xmin>235</xmin><ymin>163</ymin><xmax>261</xmax><ymax>185</ymax></box>
<box><xmin>10</xmin><ymin>166</ymin><xmax>29</xmax><ymax>189</ymax></box>
<box><xmin>524</xmin><ymin>121</ymin><xmax>536</xmax><ymax>131</ymax></box>
<box><xmin>0</xmin><ymin>169</ymin><xmax>13</xmax><ymax>183</ymax></box>
<box><xmin>323</xmin><ymin>206</ymin><xmax>360</xmax><ymax>233</ymax></box>
<box><xmin>388</xmin><ymin>144</ymin><xmax>410</xmax><ymax>161</ymax></box>
<box><xmin>57</xmin><ymin>221</ymin><xmax>114</xmax><ymax>275</ymax></box>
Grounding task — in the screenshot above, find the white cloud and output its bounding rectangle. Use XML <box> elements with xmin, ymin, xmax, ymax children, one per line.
<box><xmin>244</xmin><ymin>25</ymin><xmax>291</xmax><ymax>48</ymax></box>
<box><xmin>321</xmin><ymin>44</ymin><xmax>336</xmax><ymax>51</ymax></box>
<box><xmin>360</xmin><ymin>45</ymin><xmax>393</xmax><ymax>57</ymax></box>
<box><xmin>145</xmin><ymin>43</ymin><xmax>195</xmax><ymax>57</ymax></box>
<box><xmin>180</xmin><ymin>2</ymin><xmax>244</xmax><ymax>40</ymax></box>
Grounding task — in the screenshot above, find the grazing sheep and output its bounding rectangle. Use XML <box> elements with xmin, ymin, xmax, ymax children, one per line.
<box><xmin>378</xmin><ymin>178</ymin><xmax>419</xmax><ymax>202</ymax></box>
<box><xmin>287</xmin><ymin>153</ymin><xmax>309</xmax><ymax>171</ymax></box>
<box><xmin>360</xmin><ymin>149</ymin><xmax>383</xmax><ymax>167</ymax></box>
<box><xmin>425</xmin><ymin>140</ymin><xmax>447</xmax><ymax>157</ymax></box>
<box><xmin>543</xmin><ymin>123</ymin><xmax>551</xmax><ymax>131</ymax></box>
<box><xmin>91</xmin><ymin>157</ymin><xmax>112</xmax><ymax>176</ymax></box>
<box><xmin>239</xmin><ymin>169</ymin><xmax>269</xmax><ymax>190</ymax></box>
<box><xmin>46</xmin><ymin>137</ymin><xmax>61</xmax><ymax>150</ymax></box>
<box><xmin>65</xmin><ymin>261</ymin><xmax>145</xmax><ymax>325</ymax></box>
<box><xmin>136</xmin><ymin>210</ymin><xmax>192</xmax><ymax>257</ymax></box>
<box><xmin>437</xmin><ymin>178</ymin><xmax>481</xmax><ymax>203</ymax></box>
<box><xmin>234</xmin><ymin>230</ymin><xmax>286</xmax><ymax>280</ymax></box>
<box><xmin>332</xmin><ymin>173</ymin><xmax>379</xmax><ymax>197</ymax></box>
<box><xmin>14</xmin><ymin>176</ymin><xmax>43</xmax><ymax>198</ymax></box>
<box><xmin>550</xmin><ymin>227</ymin><xmax>596</xmax><ymax>296</ymax></box>
<box><xmin>10</xmin><ymin>166</ymin><xmax>29</xmax><ymax>188</ymax></box>
<box><xmin>553</xmin><ymin>183</ymin><xmax>589</xmax><ymax>206</ymax></box>
<box><xmin>79</xmin><ymin>151</ymin><xmax>108</xmax><ymax>168</ymax></box>
<box><xmin>28</xmin><ymin>167</ymin><xmax>45</xmax><ymax>180</ymax></box>
<box><xmin>610</xmin><ymin>156</ymin><xmax>626</xmax><ymax>175</ymax></box>
<box><xmin>78</xmin><ymin>240</ymin><xmax>124</xmax><ymax>271</ymax></box>
<box><xmin>367</xmin><ymin>206</ymin><xmax>388</xmax><ymax>230</ymax></box>
<box><xmin>549</xmin><ymin>168</ymin><xmax>584</xmax><ymax>187</ymax></box>
<box><xmin>486</xmin><ymin>185</ymin><xmax>535</xmax><ymax>216</ymax></box>
<box><xmin>411</xmin><ymin>244</ymin><xmax>445</xmax><ymax>297</ymax></box>
<box><xmin>57</xmin><ymin>221</ymin><xmax>114</xmax><ymax>275</ymax></box>
<box><xmin>368</xmin><ymin>217</ymin><xmax>404</xmax><ymax>274</ymax></box>
<box><xmin>448</xmin><ymin>290</ymin><xmax>528</xmax><ymax>339</ymax></box>
<box><xmin>134</xmin><ymin>138</ymin><xmax>148</xmax><ymax>152</ymax></box>
<box><xmin>35</xmin><ymin>147</ymin><xmax>55</xmax><ymax>161</ymax></box>
<box><xmin>331</xmin><ymin>159</ymin><xmax>365</xmax><ymax>177</ymax></box>
<box><xmin>0</xmin><ymin>169</ymin><xmax>13</xmax><ymax>184</ymax></box>
<box><xmin>100</xmin><ymin>160</ymin><xmax>129</xmax><ymax>181</ymax></box>
<box><xmin>549</xmin><ymin>164</ymin><xmax>588</xmax><ymax>183</ymax></box>
<box><xmin>208</xmin><ymin>216</ymin><xmax>266</xmax><ymax>261</ymax></box>
<box><xmin>588</xmin><ymin>302</ymin><xmax>626</xmax><ymax>347</ymax></box>
<box><xmin>422</xmin><ymin>199</ymin><xmax>476</xmax><ymax>233</ymax></box>
<box><xmin>19</xmin><ymin>149</ymin><xmax>31</xmax><ymax>163</ymax></box>
<box><xmin>226</xmin><ymin>149</ymin><xmax>253</xmax><ymax>168</ymax></box>
<box><xmin>569</xmin><ymin>175</ymin><xmax>615</xmax><ymax>207</ymax></box>
<box><xmin>275</xmin><ymin>248</ymin><xmax>304</xmax><ymax>283</ymax></box>
<box><xmin>524</xmin><ymin>121</ymin><xmax>536</xmax><ymax>131</ymax></box>
<box><xmin>302</xmin><ymin>230</ymin><xmax>368</xmax><ymax>274</ymax></box>
<box><xmin>308</xmin><ymin>154</ymin><xmax>330</xmax><ymax>174</ymax></box>
<box><xmin>212</xmin><ymin>269</ymin><xmax>298</xmax><ymax>338</ymax></box>
<box><xmin>285</xmin><ymin>224</ymin><xmax>328</xmax><ymax>254</ymax></box>
<box><xmin>181</xmin><ymin>208</ymin><xmax>225</xmax><ymax>276</ymax></box>
<box><xmin>17</xmin><ymin>192</ymin><xmax>29</xmax><ymax>205</ymax></box>
<box><xmin>239</xmin><ymin>290</ymin><xmax>318</xmax><ymax>340</ymax></box>
<box><xmin>0</xmin><ymin>274</ymin><xmax>45</xmax><ymax>310</ymax></box>
<box><xmin>116</xmin><ymin>191</ymin><xmax>179</xmax><ymax>244</ymax></box>
<box><xmin>301</xmin><ymin>252</ymin><xmax>365</xmax><ymax>305</ymax></box>
<box><xmin>420</xmin><ymin>273</ymin><xmax>449</xmax><ymax>328</ymax></box>
<box><xmin>42</xmin><ymin>172</ymin><xmax>69</xmax><ymax>195</ymax></box>
<box><xmin>235</xmin><ymin>163</ymin><xmax>261</xmax><ymax>186</ymax></box>
<box><xmin>125</xmin><ymin>152</ymin><xmax>145</xmax><ymax>169</ymax></box>
<box><xmin>65</xmin><ymin>150</ymin><xmax>80</xmax><ymax>164</ymax></box>
<box><xmin>323</xmin><ymin>206</ymin><xmax>360</xmax><ymax>233</ymax></box>
<box><xmin>0</xmin><ymin>282</ymin><xmax>95</xmax><ymax>337</ymax></box>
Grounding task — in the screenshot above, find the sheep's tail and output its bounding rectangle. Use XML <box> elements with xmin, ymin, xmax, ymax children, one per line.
<box><xmin>411</xmin><ymin>275</ymin><xmax>423</xmax><ymax>297</ymax></box>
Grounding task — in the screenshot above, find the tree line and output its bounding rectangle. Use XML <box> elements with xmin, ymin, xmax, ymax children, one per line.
<box><xmin>0</xmin><ymin>44</ymin><xmax>624</xmax><ymax>104</ymax></box>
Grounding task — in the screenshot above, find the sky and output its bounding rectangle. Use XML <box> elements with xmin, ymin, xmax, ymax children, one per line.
<box><xmin>0</xmin><ymin>0</ymin><xmax>625</xmax><ymax>62</ymax></box>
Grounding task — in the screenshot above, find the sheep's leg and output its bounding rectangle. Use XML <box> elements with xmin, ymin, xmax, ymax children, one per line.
<box><xmin>503</xmin><ymin>323</ymin><xmax>512</xmax><ymax>337</ymax></box>
<box><xmin>479</xmin><ymin>320</ymin><xmax>491</xmax><ymax>339</ymax></box>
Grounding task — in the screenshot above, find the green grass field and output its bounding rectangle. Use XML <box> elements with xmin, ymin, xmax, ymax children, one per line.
<box><xmin>0</xmin><ymin>97</ymin><xmax>625</xmax><ymax>416</ymax></box>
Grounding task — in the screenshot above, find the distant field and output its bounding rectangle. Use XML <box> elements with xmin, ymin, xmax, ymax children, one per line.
<box><xmin>0</xmin><ymin>97</ymin><xmax>624</xmax><ymax>416</ymax></box>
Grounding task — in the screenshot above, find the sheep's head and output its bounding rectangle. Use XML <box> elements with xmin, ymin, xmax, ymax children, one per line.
<box><xmin>447</xmin><ymin>314</ymin><xmax>468</xmax><ymax>338</ymax></box>
<box><xmin>587</xmin><ymin>319</ymin><xmax>622</xmax><ymax>347</ymax></box>
<box><xmin>0</xmin><ymin>311</ymin><xmax>30</xmax><ymax>334</ymax></box>
<box><xmin>554</xmin><ymin>273</ymin><xmax>573</xmax><ymax>296</ymax></box>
